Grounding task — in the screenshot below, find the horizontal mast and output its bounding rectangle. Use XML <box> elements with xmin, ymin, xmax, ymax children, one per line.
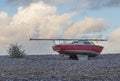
<box><xmin>30</xmin><ymin>38</ymin><xmax>107</xmax><ymax>41</ymax></box>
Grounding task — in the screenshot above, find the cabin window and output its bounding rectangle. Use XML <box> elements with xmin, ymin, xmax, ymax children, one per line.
<box><xmin>73</xmin><ymin>41</ymin><xmax>78</xmax><ymax>43</ymax></box>
<box><xmin>84</xmin><ymin>41</ymin><xmax>90</xmax><ymax>45</ymax></box>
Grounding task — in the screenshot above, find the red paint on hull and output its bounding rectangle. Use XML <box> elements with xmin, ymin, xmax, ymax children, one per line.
<box><xmin>53</xmin><ymin>45</ymin><xmax>104</xmax><ymax>57</ymax></box>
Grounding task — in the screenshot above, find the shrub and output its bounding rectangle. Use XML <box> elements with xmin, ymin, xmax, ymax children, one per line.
<box><xmin>8</xmin><ymin>43</ymin><xmax>26</xmax><ymax>58</ymax></box>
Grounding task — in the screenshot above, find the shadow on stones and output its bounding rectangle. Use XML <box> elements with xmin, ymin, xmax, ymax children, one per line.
<box><xmin>69</xmin><ymin>55</ymin><xmax>79</xmax><ymax>60</ymax></box>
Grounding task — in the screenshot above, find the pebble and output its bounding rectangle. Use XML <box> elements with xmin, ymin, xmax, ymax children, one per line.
<box><xmin>0</xmin><ymin>54</ymin><xmax>120</xmax><ymax>81</ymax></box>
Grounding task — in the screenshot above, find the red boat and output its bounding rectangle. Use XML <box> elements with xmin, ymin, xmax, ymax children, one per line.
<box><xmin>30</xmin><ymin>38</ymin><xmax>106</xmax><ymax>60</ymax></box>
<box><xmin>53</xmin><ymin>40</ymin><xmax>104</xmax><ymax>57</ymax></box>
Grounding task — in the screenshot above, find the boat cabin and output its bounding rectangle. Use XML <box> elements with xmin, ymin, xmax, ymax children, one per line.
<box><xmin>71</xmin><ymin>40</ymin><xmax>95</xmax><ymax>45</ymax></box>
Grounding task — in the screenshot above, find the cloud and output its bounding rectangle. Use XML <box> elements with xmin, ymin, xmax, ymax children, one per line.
<box><xmin>71</xmin><ymin>0</ymin><xmax>120</xmax><ymax>12</ymax></box>
<box><xmin>6</xmin><ymin>0</ymin><xmax>41</xmax><ymax>5</ymax></box>
<box><xmin>0</xmin><ymin>11</ymin><xmax>10</xmax><ymax>28</ymax></box>
<box><xmin>64</xmin><ymin>18</ymin><xmax>109</xmax><ymax>38</ymax></box>
<box><xmin>4</xmin><ymin>0</ymin><xmax>120</xmax><ymax>18</ymax></box>
<box><xmin>0</xmin><ymin>2</ymin><xmax>75</xmax><ymax>54</ymax></box>
<box><xmin>0</xmin><ymin>11</ymin><xmax>11</xmax><ymax>45</ymax></box>
<box><xmin>7</xmin><ymin>0</ymin><xmax>120</xmax><ymax>6</ymax></box>
<box><xmin>5</xmin><ymin>0</ymin><xmax>75</xmax><ymax>6</ymax></box>
<box><xmin>7</xmin><ymin>2</ymin><xmax>75</xmax><ymax>39</ymax></box>
<box><xmin>110</xmin><ymin>27</ymin><xmax>120</xmax><ymax>42</ymax></box>
<box><xmin>103</xmin><ymin>27</ymin><xmax>120</xmax><ymax>53</ymax></box>
<box><xmin>104</xmin><ymin>0</ymin><xmax>120</xmax><ymax>7</ymax></box>
<box><xmin>82</xmin><ymin>0</ymin><xmax>120</xmax><ymax>10</ymax></box>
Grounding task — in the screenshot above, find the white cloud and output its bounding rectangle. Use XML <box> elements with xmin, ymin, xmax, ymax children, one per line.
<box><xmin>110</xmin><ymin>27</ymin><xmax>120</xmax><ymax>42</ymax></box>
<box><xmin>0</xmin><ymin>11</ymin><xmax>10</xmax><ymax>27</ymax></box>
<box><xmin>104</xmin><ymin>27</ymin><xmax>120</xmax><ymax>53</ymax></box>
<box><xmin>0</xmin><ymin>11</ymin><xmax>11</xmax><ymax>45</ymax></box>
<box><xmin>64</xmin><ymin>18</ymin><xmax>108</xmax><ymax>38</ymax></box>
<box><xmin>0</xmin><ymin>2</ymin><xmax>75</xmax><ymax>54</ymax></box>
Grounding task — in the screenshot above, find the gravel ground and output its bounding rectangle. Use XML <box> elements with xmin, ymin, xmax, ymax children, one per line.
<box><xmin>0</xmin><ymin>54</ymin><xmax>120</xmax><ymax>81</ymax></box>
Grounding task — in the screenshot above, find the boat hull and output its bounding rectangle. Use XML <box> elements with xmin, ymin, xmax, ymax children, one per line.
<box><xmin>53</xmin><ymin>45</ymin><xmax>104</xmax><ymax>57</ymax></box>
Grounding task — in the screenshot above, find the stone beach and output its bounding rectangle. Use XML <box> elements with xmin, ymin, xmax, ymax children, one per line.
<box><xmin>0</xmin><ymin>54</ymin><xmax>120</xmax><ymax>81</ymax></box>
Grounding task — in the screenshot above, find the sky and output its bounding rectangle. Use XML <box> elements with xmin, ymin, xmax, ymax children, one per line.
<box><xmin>0</xmin><ymin>0</ymin><xmax>120</xmax><ymax>55</ymax></box>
